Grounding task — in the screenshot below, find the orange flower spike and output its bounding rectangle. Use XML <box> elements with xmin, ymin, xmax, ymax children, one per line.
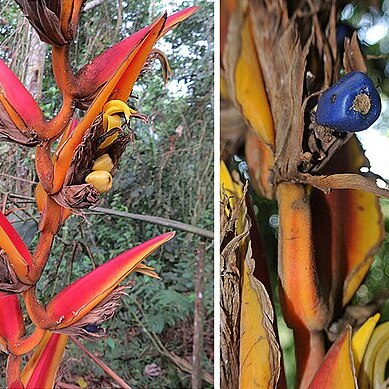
<box><xmin>21</xmin><ymin>333</ymin><xmax>68</xmax><ymax>389</ymax></box>
<box><xmin>277</xmin><ymin>183</ymin><xmax>328</xmax><ymax>330</ymax></box>
<box><xmin>91</xmin><ymin>13</ymin><xmax>168</xmax><ymax>102</ymax></box>
<box><xmin>161</xmin><ymin>6</ymin><xmax>199</xmax><ymax>34</ymax></box>
<box><xmin>308</xmin><ymin>326</ymin><xmax>357</xmax><ymax>389</ymax></box>
<box><xmin>0</xmin><ymin>212</ymin><xmax>32</xmax><ymax>284</ymax></box>
<box><xmin>25</xmin><ymin>232</ymin><xmax>175</xmax><ymax>330</ymax></box>
<box><xmin>51</xmin><ymin>15</ymin><xmax>167</xmax><ymax>194</ymax></box>
<box><xmin>277</xmin><ymin>183</ymin><xmax>329</xmax><ymax>387</ymax></box>
<box><xmin>112</xmin><ymin>7</ymin><xmax>199</xmax><ymax>102</ymax></box>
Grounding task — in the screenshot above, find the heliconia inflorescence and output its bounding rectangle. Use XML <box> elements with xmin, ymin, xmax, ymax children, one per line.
<box><xmin>0</xmin><ymin>1</ymin><xmax>198</xmax><ymax>387</ymax></box>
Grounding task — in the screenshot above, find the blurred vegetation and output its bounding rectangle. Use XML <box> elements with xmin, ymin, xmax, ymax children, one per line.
<box><xmin>0</xmin><ymin>0</ymin><xmax>213</xmax><ymax>387</ymax></box>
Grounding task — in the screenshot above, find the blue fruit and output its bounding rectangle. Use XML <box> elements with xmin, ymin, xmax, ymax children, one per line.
<box><xmin>315</xmin><ymin>71</ymin><xmax>381</xmax><ymax>132</ymax></box>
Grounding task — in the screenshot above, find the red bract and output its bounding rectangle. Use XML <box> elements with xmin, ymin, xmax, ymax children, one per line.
<box><xmin>0</xmin><ymin>58</ymin><xmax>74</xmax><ymax>143</ymax></box>
<box><xmin>0</xmin><ymin>293</ymin><xmax>24</xmax><ymax>354</ymax></box>
<box><xmin>21</xmin><ymin>333</ymin><xmax>68</xmax><ymax>389</ymax></box>
<box><xmin>0</xmin><ymin>211</ymin><xmax>32</xmax><ymax>285</ymax></box>
<box><xmin>25</xmin><ymin>232</ymin><xmax>175</xmax><ymax>330</ymax></box>
<box><xmin>70</xmin><ymin>7</ymin><xmax>199</xmax><ymax>107</ymax></box>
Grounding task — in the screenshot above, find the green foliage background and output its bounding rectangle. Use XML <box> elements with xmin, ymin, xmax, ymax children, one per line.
<box><xmin>0</xmin><ymin>0</ymin><xmax>213</xmax><ymax>387</ymax></box>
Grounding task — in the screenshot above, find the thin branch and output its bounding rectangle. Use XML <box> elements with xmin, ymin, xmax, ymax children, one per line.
<box><xmin>89</xmin><ymin>206</ymin><xmax>214</xmax><ymax>239</ymax></box>
<box><xmin>0</xmin><ymin>191</ymin><xmax>214</xmax><ymax>239</ymax></box>
<box><xmin>0</xmin><ymin>173</ymin><xmax>37</xmax><ymax>185</ymax></box>
<box><xmin>70</xmin><ymin>336</ymin><xmax>132</xmax><ymax>389</ymax></box>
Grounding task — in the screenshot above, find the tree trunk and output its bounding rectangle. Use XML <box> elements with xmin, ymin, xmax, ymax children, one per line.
<box><xmin>24</xmin><ymin>27</ymin><xmax>47</xmax><ymax>100</ymax></box>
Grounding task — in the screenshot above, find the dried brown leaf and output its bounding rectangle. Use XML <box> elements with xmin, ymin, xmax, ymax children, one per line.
<box><xmin>15</xmin><ymin>0</ymin><xmax>67</xmax><ymax>46</ymax></box>
<box><xmin>344</xmin><ymin>33</ymin><xmax>367</xmax><ymax>73</ymax></box>
<box><xmin>300</xmin><ymin>173</ymin><xmax>389</xmax><ymax>198</ymax></box>
<box><xmin>220</xmin><ymin>182</ymin><xmax>249</xmax><ymax>388</ymax></box>
<box><xmin>248</xmin><ymin>0</ymin><xmax>312</xmax><ymax>180</ymax></box>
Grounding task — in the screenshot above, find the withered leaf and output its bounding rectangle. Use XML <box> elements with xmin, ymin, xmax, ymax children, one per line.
<box><xmin>240</xmin><ymin>241</ymin><xmax>281</xmax><ymax>388</ymax></box>
<box><xmin>248</xmin><ymin>0</ymin><xmax>312</xmax><ymax>180</ymax></box>
<box><xmin>63</xmin><ymin>116</ymin><xmax>104</xmax><ymax>186</ymax></box>
<box><xmin>55</xmin><ymin>286</ymin><xmax>127</xmax><ymax>340</ymax></box>
<box><xmin>344</xmin><ymin>33</ymin><xmax>367</xmax><ymax>74</ymax></box>
<box><xmin>52</xmin><ymin>183</ymin><xmax>99</xmax><ymax>211</ymax></box>
<box><xmin>220</xmin><ymin>182</ymin><xmax>249</xmax><ymax>388</ymax></box>
<box><xmin>15</xmin><ymin>0</ymin><xmax>67</xmax><ymax>46</ymax></box>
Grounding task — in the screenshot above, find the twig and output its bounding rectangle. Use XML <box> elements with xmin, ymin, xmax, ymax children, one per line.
<box><xmin>0</xmin><ymin>173</ymin><xmax>37</xmax><ymax>185</ymax></box>
<box><xmin>89</xmin><ymin>206</ymin><xmax>214</xmax><ymax>239</ymax></box>
<box><xmin>80</xmin><ymin>224</ymin><xmax>98</xmax><ymax>269</ymax></box>
<box><xmin>1</xmin><ymin>192</ymin><xmax>35</xmax><ymax>201</ymax></box>
<box><xmin>1</xmin><ymin>192</ymin><xmax>8</xmax><ymax>213</ymax></box>
<box><xmin>70</xmin><ymin>336</ymin><xmax>132</xmax><ymax>389</ymax></box>
<box><xmin>192</xmin><ymin>242</ymin><xmax>205</xmax><ymax>389</ymax></box>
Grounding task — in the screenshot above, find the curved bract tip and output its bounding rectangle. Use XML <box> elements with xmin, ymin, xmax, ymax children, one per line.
<box><xmin>0</xmin><ymin>60</ymin><xmax>43</xmax><ymax>131</ymax></box>
<box><xmin>44</xmin><ymin>232</ymin><xmax>175</xmax><ymax>329</ymax></box>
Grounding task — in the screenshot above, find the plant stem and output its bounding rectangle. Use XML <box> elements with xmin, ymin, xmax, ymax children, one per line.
<box><xmin>23</xmin><ymin>287</ymin><xmax>48</xmax><ymax>329</ymax></box>
<box><xmin>9</xmin><ymin>327</ymin><xmax>46</xmax><ymax>356</ymax></box>
<box><xmin>90</xmin><ymin>206</ymin><xmax>214</xmax><ymax>239</ymax></box>
<box><xmin>6</xmin><ymin>355</ymin><xmax>21</xmax><ymax>387</ymax></box>
<box><xmin>31</xmin><ymin>230</ymin><xmax>55</xmax><ymax>282</ymax></box>
<box><xmin>70</xmin><ymin>336</ymin><xmax>132</xmax><ymax>389</ymax></box>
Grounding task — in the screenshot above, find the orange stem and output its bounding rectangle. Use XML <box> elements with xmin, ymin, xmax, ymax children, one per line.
<box><xmin>8</xmin><ymin>326</ymin><xmax>46</xmax><ymax>356</ymax></box>
<box><xmin>23</xmin><ymin>288</ymin><xmax>48</xmax><ymax>330</ymax></box>
<box><xmin>35</xmin><ymin>141</ymin><xmax>55</xmax><ymax>194</ymax></box>
<box><xmin>277</xmin><ymin>183</ymin><xmax>328</xmax><ymax>331</ymax></box>
<box><xmin>6</xmin><ymin>355</ymin><xmax>21</xmax><ymax>387</ymax></box>
<box><xmin>34</xmin><ymin>45</ymin><xmax>76</xmax><ymax>141</ymax></box>
<box><xmin>51</xmin><ymin>46</ymin><xmax>74</xmax><ymax>98</ymax></box>
<box><xmin>30</xmin><ymin>231</ymin><xmax>55</xmax><ymax>282</ymax></box>
<box><xmin>42</xmin><ymin>93</ymin><xmax>74</xmax><ymax>141</ymax></box>
<box><xmin>294</xmin><ymin>328</ymin><xmax>325</xmax><ymax>389</ymax></box>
